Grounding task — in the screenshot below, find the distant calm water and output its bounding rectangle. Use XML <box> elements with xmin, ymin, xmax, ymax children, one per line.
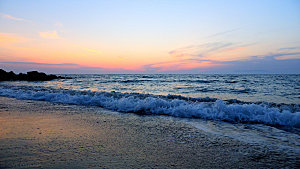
<box><xmin>2</xmin><ymin>74</ymin><xmax>300</xmax><ymax>104</ymax></box>
<box><xmin>0</xmin><ymin>74</ymin><xmax>299</xmax><ymax>127</ymax></box>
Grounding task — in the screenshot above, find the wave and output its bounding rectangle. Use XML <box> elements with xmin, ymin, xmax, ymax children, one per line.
<box><xmin>0</xmin><ymin>85</ymin><xmax>299</xmax><ymax>128</ymax></box>
<box><xmin>101</xmin><ymin>79</ymin><xmax>217</xmax><ymax>84</ymax></box>
<box><xmin>175</xmin><ymin>79</ymin><xmax>217</xmax><ymax>83</ymax></box>
<box><xmin>121</xmin><ymin>79</ymin><xmax>152</xmax><ymax>83</ymax></box>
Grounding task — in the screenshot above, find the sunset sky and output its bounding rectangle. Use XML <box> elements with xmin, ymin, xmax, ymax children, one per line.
<box><xmin>0</xmin><ymin>0</ymin><xmax>300</xmax><ymax>73</ymax></box>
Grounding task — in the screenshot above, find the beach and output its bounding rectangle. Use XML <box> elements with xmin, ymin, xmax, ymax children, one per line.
<box><xmin>0</xmin><ymin>96</ymin><xmax>298</xmax><ymax>168</ymax></box>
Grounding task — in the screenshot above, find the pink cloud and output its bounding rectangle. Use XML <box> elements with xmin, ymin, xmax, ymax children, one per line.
<box><xmin>1</xmin><ymin>13</ymin><xmax>27</xmax><ymax>21</ymax></box>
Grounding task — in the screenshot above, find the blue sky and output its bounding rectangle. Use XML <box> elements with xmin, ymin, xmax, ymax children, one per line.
<box><xmin>0</xmin><ymin>0</ymin><xmax>300</xmax><ymax>73</ymax></box>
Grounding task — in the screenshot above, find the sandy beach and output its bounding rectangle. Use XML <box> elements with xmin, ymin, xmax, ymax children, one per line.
<box><xmin>0</xmin><ymin>96</ymin><xmax>298</xmax><ymax>168</ymax></box>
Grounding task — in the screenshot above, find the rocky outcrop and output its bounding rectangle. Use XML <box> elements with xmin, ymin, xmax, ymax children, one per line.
<box><xmin>0</xmin><ymin>69</ymin><xmax>65</xmax><ymax>81</ymax></box>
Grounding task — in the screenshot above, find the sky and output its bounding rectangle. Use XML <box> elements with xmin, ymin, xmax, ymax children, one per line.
<box><xmin>0</xmin><ymin>0</ymin><xmax>300</xmax><ymax>74</ymax></box>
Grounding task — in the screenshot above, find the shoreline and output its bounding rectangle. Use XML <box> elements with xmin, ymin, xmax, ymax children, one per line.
<box><xmin>0</xmin><ymin>96</ymin><xmax>299</xmax><ymax>168</ymax></box>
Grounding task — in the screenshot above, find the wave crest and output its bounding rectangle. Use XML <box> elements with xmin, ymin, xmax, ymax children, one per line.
<box><xmin>0</xmin><ymin>86</ymin><xmax>299</xmax><ymax>128</ymax></box>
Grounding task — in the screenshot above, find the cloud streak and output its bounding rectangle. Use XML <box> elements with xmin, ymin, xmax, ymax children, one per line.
<box><xmin>84</xmin><ymin>48</ymin><xmax>101</xmax><ymax>55</ymax></box>
<box><xmin>1</xmin><ymin>13</ymin><xmax>28</xmax><ymax>22</ymax></box>
<box><xmin>39</xmin><ymin>30</ymin><xmax>61</xmax><ymax>39</ymax></box>
<box><xmin>169</xmin><ymin>42</ymin><xmax>233</xmax><ymax>58</ymax></box>
<box><xmin>168</xmin><ymin>42</ymin><xmax>253</xmax><ymax>60</ymax></box>
<box><xmin>206</xmin><ymin>27</ymin><xmax>241</xmax><ymax>38</ymax></box>
<box><xmin>278</xmin><ymin>47</ymin><xmax>300</xmax><ymax>51</ymax></box>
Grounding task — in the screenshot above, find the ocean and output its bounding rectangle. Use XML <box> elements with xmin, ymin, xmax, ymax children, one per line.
<box><xmin>0</xmin><ymin>74</ymin><xmax>299</xmax><ymax>128</ymax></box>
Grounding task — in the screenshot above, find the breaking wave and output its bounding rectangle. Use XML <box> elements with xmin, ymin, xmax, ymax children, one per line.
<box><xmin>0</xmin><ymin>85</ymin><xmax>299</xmax><ymax>128</ymax></box>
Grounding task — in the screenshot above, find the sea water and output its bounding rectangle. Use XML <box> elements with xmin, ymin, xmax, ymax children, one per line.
<box><xmin>0</xmin><ymin>74</ymin><xmax>299</xmax><ymax>127</ymax></box>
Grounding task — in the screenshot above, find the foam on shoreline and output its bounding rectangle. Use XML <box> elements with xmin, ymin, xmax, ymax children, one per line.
<box><xmin>0</xmin><ymin>85</ymin><xmax>299</xmax><ymax>128</ymax></box>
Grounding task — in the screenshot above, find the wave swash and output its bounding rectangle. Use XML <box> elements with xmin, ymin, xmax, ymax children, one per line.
<box><xmin>0</xmin><ymin>85</ymin><xmax>299</xmax><ymax>128</ymax></box>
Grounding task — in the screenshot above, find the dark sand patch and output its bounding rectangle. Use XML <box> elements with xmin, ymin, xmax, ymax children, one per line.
<box><xmin>0</xmin><ymin>97</ymin><xmax>298</xmax><ymax>168</ymax></box>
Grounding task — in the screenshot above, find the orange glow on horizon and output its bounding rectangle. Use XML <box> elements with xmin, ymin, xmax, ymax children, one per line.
<box><xmin>0</xmin><ymin>30</ymin><xmax>291</xmax><ymax>73</ymax></box>
<box><xmin>0</xmin><ymin>33</ymin><xmax>257</xmax><ymax>72</ymax></box>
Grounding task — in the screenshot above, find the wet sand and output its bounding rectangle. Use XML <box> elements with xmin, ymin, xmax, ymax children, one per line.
<box><xmin>0</xmin><ymin>97</ymin><xmax>298</xmax><ymax>168</ymax></box>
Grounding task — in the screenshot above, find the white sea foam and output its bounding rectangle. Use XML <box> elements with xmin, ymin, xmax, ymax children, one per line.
<box><xmin>0</xmin><ymin>86</ymin><xmax>299</xmax><ymax>128</ymax></box>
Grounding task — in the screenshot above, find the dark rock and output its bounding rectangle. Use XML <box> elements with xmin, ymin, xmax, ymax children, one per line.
<box><xmin>0</xmin><ymin>69</ymin><xmax>11</xmax><ymax>81</ymax></box>
<box><xmin>18</xmin><ymin>73</ymin><xmax>27</xmax><ymax>81</ymax></box>
<box><xmin>0</xmin><ymin>69</ymin><xmax>65</xmax><ymax>81</ymax></box>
